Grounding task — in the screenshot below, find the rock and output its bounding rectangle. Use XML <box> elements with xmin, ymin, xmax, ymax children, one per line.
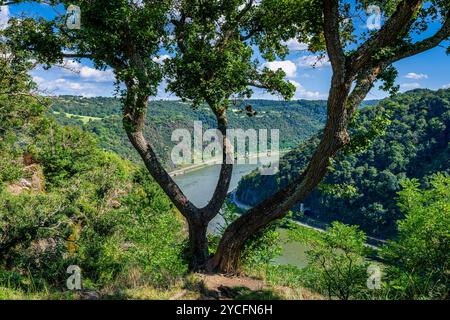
<box><xmin>75</xmin><ymin>290</ymin><xmax>101</xmax><ymax>300</ymax></box>
<box><xmin>19</xmin><ymin>179</ymin><xmax>32</xmax><ymax>188</ymax></box>
<box><xmin>5</xmin><ymin>164</ymin><xmax>45</xmax><ymax>195</ymax></box>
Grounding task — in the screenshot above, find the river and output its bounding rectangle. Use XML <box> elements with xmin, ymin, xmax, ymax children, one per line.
<box><xmin>173</xmin><ymin>164</ymin><xmax>309</xmax><ymax>268</ymax></box>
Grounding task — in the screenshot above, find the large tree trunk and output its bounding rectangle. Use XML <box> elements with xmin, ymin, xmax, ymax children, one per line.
<box><xmin>187</xmin><ymin>217</ymin><xmax>210</xmax><ymax>270</ymax></box>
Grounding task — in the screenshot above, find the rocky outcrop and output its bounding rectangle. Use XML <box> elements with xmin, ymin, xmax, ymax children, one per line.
<box><xmin>6</xmin><ymin>164</ymin><xmax>45</xmax><ymax>195</ymax></box>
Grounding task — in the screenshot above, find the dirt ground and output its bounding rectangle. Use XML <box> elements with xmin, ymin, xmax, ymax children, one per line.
<box><xmin>192</xmin><ymin>274</ymin><xmax>324</xmax><ymax>300</ymax></box>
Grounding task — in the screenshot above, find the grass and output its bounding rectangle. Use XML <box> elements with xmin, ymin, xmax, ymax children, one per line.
<box><xmin>53</xmin><ymin>111</ymin><xmax>102</xmax><ymax>124</ymax></box>
<box><xmin>0</xmin><ymin>287</ymin><xmax>78</xmax><ymax>300</ymax></box>
<box><xmin>0</xmin><ymin>265</ymin><xmax>323</xmax><ymax>300</ymax></box>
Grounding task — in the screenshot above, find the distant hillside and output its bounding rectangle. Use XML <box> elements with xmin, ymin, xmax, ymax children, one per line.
<box><xmin>236</xmin><ymin>89</ymin><xmax>450</xmax><ymax>238</ymax></box>
<box><xmin>360</xmin><ymin>100</ymin><xmax>379</xmax><ymax>108</ymax></box>
<box><xmin>50</xmin><ymin>97</ymin><xmax>328</xmax><ymax>169</ymax></box>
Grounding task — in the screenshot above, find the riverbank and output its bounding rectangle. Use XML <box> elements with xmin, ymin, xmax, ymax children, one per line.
<box><xmin>169</xmin><ymin>149</ymin><xmax>289</xmax><ymax>177</ymax></box>
<box><xmin>229</xmin><ymin>190</ymin><xmax>386</xmax><ymax>248</ymax></box>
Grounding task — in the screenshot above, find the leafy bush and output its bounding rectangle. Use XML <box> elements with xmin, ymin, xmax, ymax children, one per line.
<box><xmin>290</xmin><ymin>222</ymin><xmax>370</xmax><ymax>300</ymax></box>
<box><xmin>0</xmin><ymin>191</ymin><xmax>69</xmax><ymax>267</ymax></box>
<box><xmin>75</xmin><ymin>169</ymin><xmax>188</xmax><ymax>289</ymax></box>
<box><xmin>381</xmin><ymin>174</ymin><xmax>450</xmax><ymax>299</ymax></box>
<box><xmin>0</xmin><ymin>112</ymin><xmax>188</xmax><ymax>293</ymax></box>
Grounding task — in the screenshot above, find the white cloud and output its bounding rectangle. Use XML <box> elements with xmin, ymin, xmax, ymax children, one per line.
<box><xmin>263</xmin><ymin>60</ymin><xmax>297</xmax><ymax>78</ymax></box>
<box><xmin>289</xmin><ymin>80</ymin><xmax>326</xmax><ymax>100</ymax></box>
<box><xmin>0</xmin><ymin>5</ymin><xmax>9</xmax><ymax>30</ymax></box>
<box><xmin>80</xmin><ymin>67</ymin><xmax>114</xmax><ymax>82</ymax></box>
<box><xmin>282</xmin><ymin>39</ymin><xmax>308</xmax><ymax>52</ymax></box>
<box><xmin>58</xmin><ymin>60</ymin><xmax>115</xmax><ymax>82</ymax></box>
<box><xmin>31</xmin><ymin>60</ymin><xmax>120</xmax><ymax>97</ymax></box>
<box><xmin>34</xmin><ymin>77</ymin><xmax>84</xmax><ymax>91</ymax></box>
<box><xmin>405</xmin><ymin>72</ymin><xmax>428</xmax><ymax>80</ymax></box>
<box><xmin>400</xmin><ymin>82</ymin><xmax>421</xmax><ymax>90</ymax></box>
<box><xmin>32</xmin><ymin>75</ymin><xmax>116</xmax><ymax>97</ymax></box>
<box><xmin>32</xmin><ymin>76</ymin><xmax>45</xmax><ymax>85</ymax></box>
<box><xmin>442</xmin><ymin>84</ymin><xmax>450</xmax><ymax>89</ymax></box>
<box><xmin>297</xmin><ymin>55</ymin><xmax>330</xmax><ymax>69</ymax></box>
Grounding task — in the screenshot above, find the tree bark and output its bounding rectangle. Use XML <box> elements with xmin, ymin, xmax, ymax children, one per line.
<box><xmin>187</xmin><ymin>216</ymin><xmax>210</xmax><ymax>270</ymax></box>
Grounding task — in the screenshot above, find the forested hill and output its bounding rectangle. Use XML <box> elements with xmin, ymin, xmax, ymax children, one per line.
<box><xmin>50</xmin><ymin>97</ymin><xmax>328</xmax><ymax>169</ymax></box>
<box><xmin>236</xmin><ymin>88</ymin><xmax>450</xmax><ymax>238</ymax></box>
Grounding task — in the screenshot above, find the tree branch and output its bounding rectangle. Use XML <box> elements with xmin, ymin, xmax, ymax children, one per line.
<box><xmin>388</xmin><ymin>9</ymin><xmax>450</xmax><ymax>64</ymax></box>
<box><xmin>62</xmin><ymin>53</ymin><xmax>95</xmax><ymax>59</ymax></box>
<box><xmin>350</xmin><ymin>0</ymin><xmax>423</xmax><ymax>74</ymax></box>
<box><xmin>323</xmin><ymin>0</ymin><xmax>346</xmax><ymax>76</ymax></box>
<box><xmin>346</xmin><ymin>63</ymin><xmax>385</xmax><ymax>117</ymax></box>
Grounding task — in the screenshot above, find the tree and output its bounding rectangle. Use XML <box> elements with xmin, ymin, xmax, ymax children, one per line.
<box><xmin>3</xmin><ymin>0</ymin><xmax>450</xmax><ymax>273</ymax></box>
<box><xmin>381</xmin><ymin>174</ymin><xmax>450</xmax><ymax>299</ymax></box>
<box><xmin>165</xmin><ymin>0</ymin><xmax>295</xmax><ymax>268</ymax></box>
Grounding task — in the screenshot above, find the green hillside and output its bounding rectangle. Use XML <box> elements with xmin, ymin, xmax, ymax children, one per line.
<box><xmin>50</xmin><ymin>97</ymin><xmax>328</xmax><ymax>169</ymax></box>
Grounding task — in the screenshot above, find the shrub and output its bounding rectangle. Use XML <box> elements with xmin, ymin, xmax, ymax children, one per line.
<box><xmin>381</xmin><ymin>174</ymin><xmax>450</xmax><ymax>299</ymax></box>
<box><xmin>290</xmin><ymin>222</ymin><xmax>370</xmax><ymax>300</ymax></box>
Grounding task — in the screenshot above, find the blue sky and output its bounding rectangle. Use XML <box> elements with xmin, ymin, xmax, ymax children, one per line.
<box><xmin>1</xmin><ymin>2</ymin><xmax>449</xmax><ymax>100</ymax></box>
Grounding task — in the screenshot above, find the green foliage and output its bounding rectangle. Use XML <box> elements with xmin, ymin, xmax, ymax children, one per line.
<box><xmin>0</xmin><ymin>134</ymin><xmax>23</xmax><ymax>186</ymax></box>
<box><xmin>0</xmin><ymin>191</ymin><xmax>69</xmax><ymax>267</ymax></box>
<box><xmin>31</xmin><ymin>124</ymin><xmax>104</xmax><ymax>187</ymax></box>
<box><xmin>166</xmin><ymin>0</ymin><xmax>297</xmax><ymax>110</ymax></box>
<box><xmin>1</xmin><ymin>0</ymin><xmax>449</xmax><ymax>300</ymax></box>
<box><xmin>0</xmin><ymin>107</ymin><xmax>187</xmax><ymax>293</ymax></box>
<box><xmin>289</xmin><ymin>222</ymin><xmax>370</xmax><ymax>300</ymax></box>
<box><xmin>263</xmin><ymin>264</ymin><xmax>309</xmax><ymax>288</ymax></box>
<box><xmin>4</xmin><ymin>0</ymin><xmax>170</xmax><ymax>95</ymax></box>
<box><xmin>381</xmin><ymin>174</ymin><xmax>450</xmax><ymax>299</ymax></box>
